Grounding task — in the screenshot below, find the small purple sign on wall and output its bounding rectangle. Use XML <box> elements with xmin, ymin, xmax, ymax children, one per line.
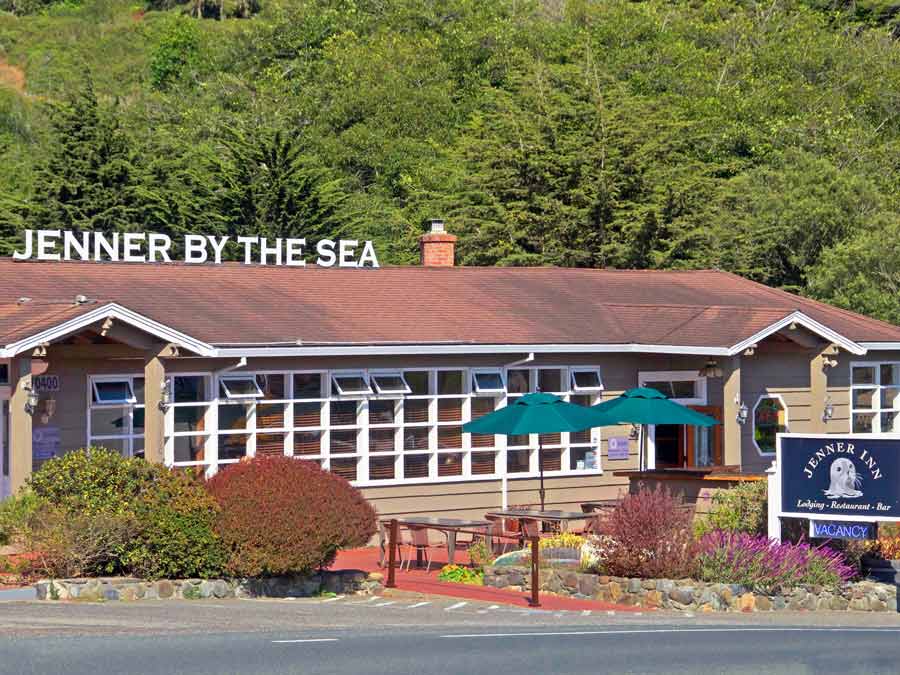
<box><xmin>607</xmin><ymin>436</ymin><xmax>630</xmax><ymax>460</ymax></box>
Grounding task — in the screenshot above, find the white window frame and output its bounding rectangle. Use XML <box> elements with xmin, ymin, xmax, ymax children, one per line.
<box><xmin>471</xmin><ymin>369</ymin><xmax>506</xmax><ymax>394</ymax></box>
<box><xmin>638</xmin><ymin>370</ymin><xmax>707</xmax><ymax>406</ymax></box>
<box><xmin>91</xmin><ymin>377</ymin><xmax>137</xmax><ymax>405</ymax></box>
<box><xmin>331</xmin><ymin>371</ymin><xmax>373</xmax><ymax>396</ymax></box>
<box><xmin>87</xmin><ymin>374</ymin><xmax>144</xmax><ymax>459</ymax></box>
<box><xmin>370</xmin><ymin>371</ymin><xmax>411</xmax><ymax>395</ymax></box>
<box><xmin>219</xmin><ymin>375</ymin><xmax>264</xmax><ymax>400</ymax></box>
<box><xmin>570</xmin><ymin>367</ymin><xmax>604</xmax><ymax>393</ymax></box>
<box><xmin>849</xmin><ymin>361</ymin><xmax>900</xmax><ymax>434</ymax></box>
<box><xmin>752</xmin><ymin>393</ymin><xmax>788</xmax><ymax>456</ymax></box>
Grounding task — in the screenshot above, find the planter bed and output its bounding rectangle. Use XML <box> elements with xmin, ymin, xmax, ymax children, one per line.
<box><xmin>34</xmin><ymin>570</ymin><xmax>384</xmax><ymax>602</ymax></box>
<box><xmin>485</xmin><ymin>566</ymin><xmax>898</xmax><ymax>613</ymax></box>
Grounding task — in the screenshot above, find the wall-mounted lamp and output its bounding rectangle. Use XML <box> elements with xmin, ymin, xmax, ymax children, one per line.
<box><xmin>157</xmin><ymin>379</ymin><xmax>171</xmax><ymax>411</ymax></box>
<box><xmin>822</xmin><ymin>356</ymin><xmax>838</xmax><ymax>370</ymax></box>
<box><xmin>822</xmin><ymin>396</ymin><xmax>834</xmax><ymax>423</ymax></box>
<box><xmin>24</xmin><ymin>385</ymin><xmax>39</xmax><ymax>415</ymax></box>
<box><xmin>629</xmin><ymin>424</ymin><xmax>640</xmax><ymax>440</ymax></box>
<box><xmin>697</xmin><ymin>359</ymin><xmax>723</xmax><ymax>378</ymax></box>
<box><xmin>736</xmin><ymin>402</ymin><xmax>749</xmax><ymax>425</ymax></box>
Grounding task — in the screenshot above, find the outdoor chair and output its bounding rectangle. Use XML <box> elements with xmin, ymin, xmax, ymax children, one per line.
<box><xmin>400</xmin><ymin>526</ymin><xmax>446</xmax><ymax>572</ymax></box>
<box><xmin>485</xmin><ymin>515</ymin><xmax>516</xmax><ymax>556</ymax></box>
<box><xmin>520</xmin><ymin>518</ymin><xmax>541</xmax><ymax>543</ymax></box>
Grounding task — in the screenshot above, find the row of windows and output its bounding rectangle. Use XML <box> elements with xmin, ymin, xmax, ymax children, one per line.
<box><xmin>87</xmin><ymin>367</ymin><xmax>604</xmax><ymax>484</ymax></box>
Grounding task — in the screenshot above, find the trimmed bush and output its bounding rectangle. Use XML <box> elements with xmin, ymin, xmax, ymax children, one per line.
<box><xmin>695</xmin><ymin>481</ymin><xmax>768</xmax><ymax>537</ymax></box>
<box><xmin>207</xmin><ymin>456</ymin><xmax>376</xmax><ymax>577</ymax></box>
<box><xmin>697</xmin><ymin>531</ymin><xmax>855</xmax><ymax>592</ymax></box>
<box><xmin>25</xmin><ymin>448</ymin><xmax>226</xmax><ymax>579</ymax></box>
<box><xmin>597</xmin><ymin>486</ymin><xmax>697</xmax><ymax>578</ymax></box>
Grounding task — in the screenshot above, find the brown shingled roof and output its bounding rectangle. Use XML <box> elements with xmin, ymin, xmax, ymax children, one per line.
<box><xmin>1</xmin><ymin>259</ymin><xmax>898</xmax><ymax>349</ymax></box>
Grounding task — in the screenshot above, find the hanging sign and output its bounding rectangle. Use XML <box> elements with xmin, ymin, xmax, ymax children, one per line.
<box><xmin>12</xmin><ymin>230</ymin><xmax>379</xmax><ymax>268</ymax></box>
<box><xmin>607</xmin><ymin>436</ymin><xmax>630</xmax><ymax>461</ymax></box>
<box><xmin>777</xmin><ymin>434</ymin><xmax>900</xmax><ymax>522</ymax></box>
<box><xmin>32</xmin><ymin>426</ymin><xmax>61</xmax><ymax>462</ymax></box>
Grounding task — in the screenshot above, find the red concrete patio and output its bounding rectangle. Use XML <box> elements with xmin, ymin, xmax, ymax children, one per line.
<box><xmin>330</xmin><ymin>547</ymin><xmax>644</xmax><ymax>612</ymax></box>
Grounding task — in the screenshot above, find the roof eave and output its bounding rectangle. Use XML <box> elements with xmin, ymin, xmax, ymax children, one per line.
<box><xmin>726</xmin><ymin>311</ymin><xmax>866</xmax><ymax>357</ymax></box>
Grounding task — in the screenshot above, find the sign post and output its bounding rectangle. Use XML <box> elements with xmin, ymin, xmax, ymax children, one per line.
<box><xmin>769</xmin><ymin>434</ymin><xmax>900</xmax><ymax>541</ymax></box>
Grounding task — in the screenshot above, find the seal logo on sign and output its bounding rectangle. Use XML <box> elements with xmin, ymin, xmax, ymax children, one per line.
<box><xmin>824</xmin><ymin>457</ymin><xmax>863</xmax><ymax>499</ymax></box>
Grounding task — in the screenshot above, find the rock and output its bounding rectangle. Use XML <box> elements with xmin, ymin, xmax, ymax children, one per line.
<box><xmin>830</xmin><ymin>595</ymin><xmax>849</xmax><ymax>611</ymax></box>
<box><xmin>155</xmin><ymin>580</ymin><xmax>175</xmax><ymax>599</ymax></box>
<box><xmin>644</xmin><ymin>590</ymin><xmax>663</xmax><ymax>608</ymax></box>
<box><xmin>119</xmin><ymin>586</ymin><xmax>140</xmax><ymax>602</ymax></box>
<box><xmin>788</xmin><ymin>591</ymin><xmax>808</xmax><ymax>611</ymax></box>
<box><xmin>562</xmin><ymin>572</ymin><xmax>579</xmax><ymax>590</ymax></box>
<box><xmin>577</xmin><ymin>575</ymin><xmax>598</xmax><ymax>597</ymax></box>
<box><xmin>641</xmin><ymin>579</ymin><xmax>657</xmax><ymax>590</ymax></box>
<box><xmin>657</xmin><ymin>580</ymin><xmax>675</xmax><ymax>594</ymax></box>
<box><xmin>103</xmin><ymin>588</ymin><xmax>119</xmax><ymax>601</ymax></box>
<box><xmin>669</xmin><ymin>587</ymin><xmax>694</xmax><ymax>606</ymax></box>
<box><xmin>199</xmin><ymin>581</ymin><xmax>215</xmax><ymax>599</ymax></box>
<box><xmin>849</xmin><ymin>597</ymin><xmax>870</xmax><ymax>611</ymax></box>
<box><xmin>608</xmin><ymin>581</ymin><xmax>622</xmax><ymax>602</ymax></box>
<box><xmin>627</xmin><ymin>578</ymin><xmax>642</xmax><ymax>594</ymax></box>
<box><xmin>871</xmin><ymin>599</ymin><xmax>888</xmax><ymax>612</ymax></box>
<box><xmin>719</xmin><ymin>587</ymin><xmax>733</xmax><ymax>605</ymax></box>
<box><xmin>739</xmin><ymin>593</ymin><xmax>755</xmax><ymax>612</ymax></box>
<box><xmin>754</xmin><ymin>595</ymin><xmax>772</xmax><ymax>611</ymax></box>
<box><xmin>773</xmin><ymin>596</ymin><xmax>786</xmax><ymax>610</ymax></box>
<box><xmin>367</xmin><ymin>572</ymin><xmax>384</xmax><ymax>583</ymax></box>
<box><xmin>212</xmin><ymin>580</ymin><xmax>230</xmax><ymax>599</ymax></box>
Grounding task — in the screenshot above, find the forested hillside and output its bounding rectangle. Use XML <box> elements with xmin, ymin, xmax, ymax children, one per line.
<box><xmin>1</xmin><ymin>1</ymin><xmax>899</xmax><ymax>321</ymax></box>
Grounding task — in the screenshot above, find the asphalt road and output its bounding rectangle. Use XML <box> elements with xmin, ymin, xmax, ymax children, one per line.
<box><xmin>2</xmin><ymin>594</ymin><xmax>900</xmax><ymax>674</ymax></box>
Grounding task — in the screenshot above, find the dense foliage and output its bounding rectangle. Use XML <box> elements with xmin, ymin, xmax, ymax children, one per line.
<box><xmin>22</xmin><ymin>448</ymin><xmax>226</xmax><ymax>579</ymax></box>
<box><xmin>695</xmin><ymin>481</ymin><xmax>768</xmax><ymax>537</ymax></box>
<box><xmin>206</xmin><ymin>456</ymin><xmax>376</xmax><ymax>577</ymax></box>
<box><xmin>1</xmin><ymin>0</ymin><xmax>900</xmax><ymax>320</ymax></box>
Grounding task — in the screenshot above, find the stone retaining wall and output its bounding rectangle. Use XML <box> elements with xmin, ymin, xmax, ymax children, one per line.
<box><xmin>35</xmin><ymin>570</ymin><xmax>384</xmax><ymax>602</ymax></box>
<box><xmin>485</xmin><ymin>566</ymin><xmax>898</xmax><ymax>612</ymax></box>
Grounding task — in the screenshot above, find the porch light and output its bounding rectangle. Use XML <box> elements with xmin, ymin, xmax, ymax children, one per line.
<box><xmin>822</xmin><ymin>397</ymin><xmax>834</xmax><ymax>423</ymax></box>
<box><xmin>158</xmin><ymin>379</ymin><xmax>171</xmax><ymax>411</ymax></box>
<box><xmin>736</xmin><ymin>402</ymin><xmax>749</xmax><ymax>425</ymax></box>
<box><xmin>628</xmin><ymin>424</ymin><xmax>640</xmax><ymax>440</ymax></box>
<box><xmin>24</xmin><ymin>385</ymin><xmax>38</xmax><ymax>415</ymax></box>
<box><xmin>697</xmin><ymin>359</ymin><xmax>723</xmax><ymax>378</ymax></box>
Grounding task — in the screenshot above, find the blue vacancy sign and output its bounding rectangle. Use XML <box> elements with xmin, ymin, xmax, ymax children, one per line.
<box><xmin>778</xmin><ymin>434</ymin><xmax>900</xmax><ymax>521</ymax></box>
<box><xmin>809</xmin><ymin>520</ymin><xmax>877</xmax><ymax>541</ymax></box>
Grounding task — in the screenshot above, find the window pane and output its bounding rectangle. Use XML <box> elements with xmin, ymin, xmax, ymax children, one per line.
<box><xmin>508</xmin><ymin>432</ymin><xmax>530</xmax><ymax>447</ymax></box>
<box><xmin>294</xmin><ymin>431</ymin><xmax>322</xmax><ymax>456</ymax></box>
<box><xmin>369</xmin><ymin>428</ymin><xmax>396</xmax><ymax>453</ymax></box>
<box><xmin>508</xmin><ymin>369</ymin><xmax>529</xmax><ymax>394</ymax></box>
<box><xmin>132</xmin><ymin>378</ymin><xmax>145</xmax><ymax>404</ymax></box>
<box><xmin>173</xmin><ymin>435</ymin><xmax>207</xmax><ymax>463</ymax></box>
<box><xmin>438</xmin><ymin>398</ymin><xmax>463</xmax><ymax>422</ymax></box>
<box><xmin>93</xmin><ymin>438</ymin><xmax>126</xmax><ymax>456</ymax></box>
<box><xmin>218</xmin><ymin>403</ymin><xmax>250</xmax><ymax>431</ymax></box>
<box><xmin>570</xmin><ymin>394</ymin><xmax>591</xmax><ymax>443</ymax></box>
<box><xmin>570</xmin><ymin>447</ymin><xmax>599</xmax><ymax>470</ymax></box>
<box><xmin>220</xmin><ymin>378</ymin><xmax>261</xmax><ymax>398</ymax></box>
<box><xmin>220</xmin><ymin>434</ymin><xmax>249</xmax><ymax>460</ymax></box>
<box><xmin>330</xmin><ymin>457</ymin><xmax>357</xmax><ymax>482</ymax></box>
<box><xmin>437</xmin><ymin>370</ymin><xmax>463</xmax><ymax>395</ymax></box>
<box><xmin>644</xmin><ymin>381</ymin><xmax>674</xmax><ymax>398</ymax></box>
<box><xmin>174</xmin><ymin>376</ymin><xmax>205</xmax><ymax>403</ymax></box>
<box><xmin>132</xmin><ymin>439</ymin><xmax>144</xmax><ymax>459</ymax></box>
<box><xmin>257</xmin><ymin>374</ymin><xmax>285</xmax><ymax>399</ymax></box>
<box><xmin>507</xmin><ymin>449</ymin><xmax>530</xmax><ymax>473</ymax></box>
<box><xmin>404</xmin><ymin>399</ymin><xmax>429</xmax><ymax>424</ymax></box>
<box><xmin>881</xmin><ymin>387</ymin><xmax>900</xmax><ymax>410</ymax></box>
<box><xmin>438</xmin><ymin>426</ymin><xmax>462</xmax><ymax>449</ymax></box>
<box><xmin>473</xmin><ymin>371</ymin><xmax>503</xmax><ymax>392</ymax></box>
<box><xmin>881</xmin><ymin>364</ymin><xmax>900</xmax><ymax>387</ymax></box>
<box><xmin>331</xmin><ymin>429</ymin><xmax>357</xmax><ymax>454</ymax></box>
<box><xmin>471</xmin><ymin>451</ymin><xmax>496</xmax><ymax>475</ymax></box>
<box><xmin>670</xmin><ymin>381</ymin><xmax>696</xmax><ymax>399</ymax></box>
<box><xmin>256</xmin><ymin>433</ymin><xmax>286</xmax><ymax>457</ymax></box>
<box><xmin>332</xmin><ymin>375</ymin><xmax>371</xmax><ymax>395</ymax></box>
<box><xmin>403</xmin><ymin>427</ymin><xmax>430</xmax><ymax>451</ymax></box>
<box><xmin>174</xmin><ymin>405</ymin><xmax>206</xmax><ymax>433</ymax></box>
<box><xmin>293</xmin><ymin>373</ymin><xmax>322</xmax><ymax>398</ymax></box>
<box><xmin>94</xmin><ymin>381</ymin><xmax>132</xmax><ymax>404</ymax></box>
<box><xmin>91</xmin><ymin>407</ymin><xmax>128</xmax><ymax>436</ymax></box>
<box><xmin>330</xmin><ymin>400</ymin><xmax>359</xmax><ymax>426</ymax></box>
<box><xmin>538</xmin><ymin>369</ymin><xmax>563</xmax><ymax>393</ymax></box>
<box><xmin>540</xmin><ymin>449</ymin><xmax>562</xmax><ymax>472</ymax></box>
<box><xmin>853</xmin><ymin>412</ymin><xmax>875</xmax><ymax>434</ymax></box>
<box><xmin>294</xmin><ymin>402</ymin><xmax>322</xmax><ymax>427</ymax></box>
<box><xmin>369</xmin><ymin>400</ymin><xmax>396</xmax><ymax>425</ymax></box>
<box><xmin>881</xmin><ymin>412</ymin><xmax>900</xmax><ymax>433</ymax></box>
<box><xmin>403</xmin><ymin>454</ymin><xmax>429</xmax><ymax>479</ymax></box>
<box><xmin>438</xmin><ymin>453</ymin><xmax>463</xmax><ymax>477</ymax></box>
<box><xmin>369</xmin><ymin>456</ymin><xmax>395</xmax><ymax>481</ymax></box>
<box><xmin>133</xmin><ymin>408</ymin><xmax>145</xmax><ymax>435</ymax></box>
<box><xmin>852</xmin><ymin>367</ymin><xmax>876</xmax><ymax>385</ymax></box>
<box><xmin>853</xmin><ymin>388</ymin><xmax>876</xmax><ymax>410</ymax></box>
<box><xmin>258</xmin><ymin>403</ymin><xmax>286</xmax><ymax>429</ymax></box>
<box><xmin>754</xmin><ymin>397</ymin><xmax>786</xmax><ymax>454</ymax></box>
<box><xmin>404</xmin><ymin>371</ymin><xmax>429</xmax><ymax>395</ymax></box>
<box><xmin>573</xmin><ymin>371</ymin><xmax>601</xmax><ymax>389</ymax></box>
<box><xmin>539</xmin><ymin>432</ymin><xmax>561</xmax><ymax>446</ymax></box>
<box><xmin>372</xmin><ymin>374</ymin><xmax>409</xmax><ymax>394</ymax></box>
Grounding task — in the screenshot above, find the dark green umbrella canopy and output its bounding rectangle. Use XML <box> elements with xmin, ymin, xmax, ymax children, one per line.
<box><xmin>463</xmin><ymin>392</ymin><xmax>601</xmax><ymax>435</ymax></box>
<box><xmin>589</xmin><ymin>387</ymin><xmax>719</xmax><ymax>427</ymax></box>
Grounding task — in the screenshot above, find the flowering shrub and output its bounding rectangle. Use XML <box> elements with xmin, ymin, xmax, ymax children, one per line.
<box><xmin>597</xmin><ymin>486</ymin><xmax>697</xmax><ymax>578</ymax></box>
<box><xmin>695</xmin><ymin>481</ymin><xmax>767</xmax><ymax>537</ymax></box>
<box><xmin>437</xmin><ymin>564</ymin><xmax>483</xmax><ymax>585</ymax></box>
<box><xmin>580</xmin><ymin>535</ymin><xmax>619</xmax><ymax>573</ymax></box>
<box><xmin>697</xmin><ymin>531</ymin><xmax>855</xmax><ymax>592</ymax></box>
<box><xmin>207</xmin><ymin>456</ymin><xmax>376</xmax><ymax>577</ymax></box>
<box><xmin>539</xmin><ymin>533</ymin><xmax>585</xmax><ymax>550</ymax></box>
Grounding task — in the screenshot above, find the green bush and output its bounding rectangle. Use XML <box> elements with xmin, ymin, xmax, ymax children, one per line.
<box><xmin>437</xmin><ymin>564</ymin><xmax>483</xmax><ymax>585</ymax></box>
<box><xmin>26</xmin><ymin>448</ymin><xmax>226</xmax><ymax>579</ymax></box>
<box><xmin>695</xmin><ymin>481</ymin><xmax>768</xmax><ymax>538</ymax></box>
<box><xmin>0</xmin><ymin>490</ymin><xmax>41</xmax><ymax>547</ymax></box>
<box><xmin>149</xmin><ymin>16</ymin><xmax>201</xmax><ymax>91</ymax></box>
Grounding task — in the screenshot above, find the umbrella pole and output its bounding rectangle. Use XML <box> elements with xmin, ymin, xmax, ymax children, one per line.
<box><xmin>538</xmin><ymin>437</ymin><xmax>545</xmax><ymax>511</ymax></box>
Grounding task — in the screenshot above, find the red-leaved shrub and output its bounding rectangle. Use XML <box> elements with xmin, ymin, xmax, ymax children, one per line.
<box><xmin>207</xmin><ymin>456</ymin><xmax>376</xmax><ymax>577</ymax></box>
<box><xmin>598</xmin><ymin>486</ymin><xmax>697</xmax><ymax>579</ymax></box>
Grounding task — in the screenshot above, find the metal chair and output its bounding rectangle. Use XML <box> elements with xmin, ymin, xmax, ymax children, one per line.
<box><xmin>400</xmin><ymin>527</ymin><xmax>445</xmax><ymax>572</ymax></box>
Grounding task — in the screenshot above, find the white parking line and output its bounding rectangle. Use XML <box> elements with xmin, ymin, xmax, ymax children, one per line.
<box><xmin>320</xmin><ymin>596</ymin><xmax>344</xmax><ymax>603</ymax></box>
<box><xmin>272</xmin><ymin>639</ymin><xmax>340</xmax><ymax>644</ymax></box>
<box><xmin>445</xmin><ymin>601</ymin><xmax>468</xmax><ymax>611</ymax></box>
<box><xmin>441</xmin><ymin>628</ymin><xmax>900</xmax><ymax>639</ymax></box>
<box><xmin>406</xmin><ymin>602</ymin><xmax>431</xmax><ymax>609</ymax></box>
<box><xmin>374</xmin><ymin>601</ymin><xmax>397</xmax><ymax>607</ymax></box>
<box><xmin>349</xmin><ymin>597</ymin><xmax>379</xmax><ymax>605</ymax></box>
<box><xmin>581</xmin><ymin>610</ymin><xmax>591</xmax><ymax>616</ymax></box>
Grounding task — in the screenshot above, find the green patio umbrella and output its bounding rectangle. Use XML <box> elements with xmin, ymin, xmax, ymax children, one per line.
<box><xmin>589</xmin><ymin>387</ymin><xmax>719</xmax><ymax>470</ymax></box>
<box><xmin>463</xmin><ymin>392</ymin><xmax>602</xmax><ymax>510</ymax></box>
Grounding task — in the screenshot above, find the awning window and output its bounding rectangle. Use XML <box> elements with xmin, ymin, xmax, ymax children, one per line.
<box><xmin>219</xmin><ymin>376</ymin><xmax>264</xmax><ymax>400</ymax></box>
<box><xmin>371</xmin><ymin>372</ymin><xmax>411</xmax><ymax>395</ymax></box>
<box><xmin>331</xmin><ymin>372</ymin><xmax>373</xmax><ymax>396</ymax></box>
<box><xmin>570</xmin><ymin>368</ymin><xmax>603</xmax><ymax>393</ymax></box>
<box><xmin>92</xmin><ymin>379</ymin><xmax>136</xmax><ymax>405</ymax></box>
<box><xmin>472</xmin><ymin>369</ymin><xmax>505</xmax><ymax>394</ymax></box>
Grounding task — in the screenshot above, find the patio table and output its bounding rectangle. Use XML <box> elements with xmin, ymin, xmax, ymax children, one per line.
<box><xmin>484</xmin><ymin>508</ymin><xmax>590</xmax><ymax>533</ymax></box>
<box><xmin>377</xmin><ymin>517</ymin><xmax>492</xmax><ymax>568</ymax></box>
<box><xmin>580</xmin><ymin>499</ymin><xmax>621</xmax><ymax>513</ymax></box>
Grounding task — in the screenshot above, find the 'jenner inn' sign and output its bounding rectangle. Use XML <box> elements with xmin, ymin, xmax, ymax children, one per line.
<box><xmin>13</xmin><ymin>229</ymin><xmax>380</xmax><ymax>268</ymax></box>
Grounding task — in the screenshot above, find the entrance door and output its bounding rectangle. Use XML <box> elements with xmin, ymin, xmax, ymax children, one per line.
<box><xmin>649</xmin><ymin>406</ymin><xmax>723</xmax><ymax>469</ymax></box>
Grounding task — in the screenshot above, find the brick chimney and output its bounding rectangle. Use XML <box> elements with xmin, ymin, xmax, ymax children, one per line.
<box><xmin>419</xmin><ymin>219</ymin><xmax>456</xmax><ymax>267</ymax></box>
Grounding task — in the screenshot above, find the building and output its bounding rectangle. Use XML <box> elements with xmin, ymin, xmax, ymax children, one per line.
<box><xmin>2</xmin><ymin>223</ymin><xmax>900</xmax><ymax>520</ymax></box>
